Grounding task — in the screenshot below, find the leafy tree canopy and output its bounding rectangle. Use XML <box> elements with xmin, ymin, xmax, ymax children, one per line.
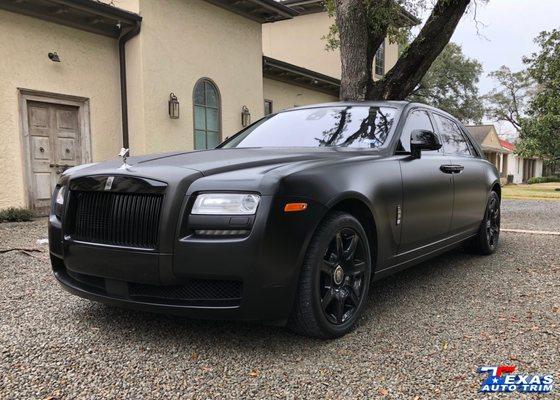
<box><xmin>484</xmin><ymin>66</ymin><xmax>534</xmax><ymax>132</ymax></box>
<box><xmin>408</xmin><ymin>42</ymin><xmax>484</xmax><ymax>123</ymax></box>
<box><xmin>322</xmin><ymin>0</ymin><xmax>481</xmax><ymax>101</ymax></box>
<box><xmin>518</xmin><ymin>29</ymin><xmax>560</xmax><ymax>160</ymax></box>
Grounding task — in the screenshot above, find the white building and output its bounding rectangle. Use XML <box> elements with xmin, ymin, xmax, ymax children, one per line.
<box><xmin>466</xmin><ymin>125</ymin><xmax>543</xmax><ymax>184</ymax></box>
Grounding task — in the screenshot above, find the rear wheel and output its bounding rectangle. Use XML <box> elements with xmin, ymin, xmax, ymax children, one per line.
<box><xmin>288</xmin><ymin>212</ymin><xmax>372</xmax><ymax>339</ymax></box>
<box><xmin>470</xmin><ymin>191</ymin><xmax>500</xmax><ymax>255</ymax></box>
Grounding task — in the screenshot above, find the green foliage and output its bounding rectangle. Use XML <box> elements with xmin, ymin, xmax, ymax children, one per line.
<box><xmin>408</xmin><ymin>42</ymin><xmax>484</xmax><ymax>123</ymax></box>
<box><xmin>484</xmin><ymin>66</ymin><xmax>534</xmax><ymax>131</ymax></box>
<box><xmin>518</xmin><ymin>30</ymin><xmax>560</xmax><ymax>161</ymax></box>
<box><xmin>322</xmin><ymin>0</ymin><xmax>419</xmax><ymax>52</ymax></box>
<box><xmin>527</xmin><ymin>176</ymin><xmax>560</xmax><ymax>184</ymax></box>
<box><xmin>0</xmin><ymin>207</ymin><xmax>35</xmax><ymax>223</ymax></box>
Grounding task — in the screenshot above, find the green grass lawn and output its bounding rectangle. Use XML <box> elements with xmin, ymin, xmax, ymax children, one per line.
<box><xmin>502</xmin><ymin>182</ymin><xmax>560</xmax><ymax>200</ymax></box>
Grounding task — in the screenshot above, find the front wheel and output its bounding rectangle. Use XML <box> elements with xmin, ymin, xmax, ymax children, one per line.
<box><xmin>470</xmin><ymin>191</ymin><xmax>500</xmax><ymax>255</ymax></box>
<box><xmin>288</xmin><ymin>212</ymin><xmax>372</xmax><ymax>339</ymax></box>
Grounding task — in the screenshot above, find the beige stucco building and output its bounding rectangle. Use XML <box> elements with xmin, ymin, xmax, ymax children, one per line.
<box><xmin>0</xmin><ymin>0</ymin><xmax>411</xmax><ymax>211</ymax></box>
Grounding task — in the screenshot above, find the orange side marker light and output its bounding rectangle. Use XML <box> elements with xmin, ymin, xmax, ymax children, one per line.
<box><xmin>284</xmin><ymin>202</ymin><xmax>308</xmax><ymax>212</ymax></box>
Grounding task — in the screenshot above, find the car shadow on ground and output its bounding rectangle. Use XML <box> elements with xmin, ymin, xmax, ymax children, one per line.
<box><xmin>70</xmin><ymin>244</ymin><xmax>490</xmax><ymax>352</ymax></box>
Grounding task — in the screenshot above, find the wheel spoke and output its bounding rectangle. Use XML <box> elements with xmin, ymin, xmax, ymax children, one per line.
<box><xmin>335</xmin><ymin>232</ymin><xmax>344</xmax><ymax>261</ymax></box>
<box><xmin>343</xmin><ymin>234</ymin><xmax>359</xmax><ymax>262</ymax></box>
<box><xmin>348</xmin><ymin>289</ymin><xmax>360</xmax><ymax>306</ymax></box>
<box><xmin>321</xmin><ymin>288</ymin><xmax>335</xmax><ymax>311</ymax></box>
<box><xmin>348</xmin><ymin>261</ymin><xmax>366</xmax><ymax>277</ymax></box>
<box><xmin>321</xmin><ymin>259</ymin><xmax>336</xmax><ymax>275</ymax></box>
<box><xmin>335</xmin><ymin>294</ymin><xmax>346</xmax><ymax>324</ymax></box>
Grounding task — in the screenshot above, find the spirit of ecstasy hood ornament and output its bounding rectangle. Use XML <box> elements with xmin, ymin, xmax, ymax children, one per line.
<box><xmin>118</xmin><ymin>147</ymin><xmax>130</xmax><ymax>170</ymax></box>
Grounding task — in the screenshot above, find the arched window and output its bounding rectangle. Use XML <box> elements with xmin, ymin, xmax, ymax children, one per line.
<box><xmin>193</xmin><ymin>78</ymin><xmax>221</xmax><ymax>149</ymax></box>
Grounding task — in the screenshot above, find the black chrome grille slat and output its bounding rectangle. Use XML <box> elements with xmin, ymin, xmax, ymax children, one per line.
<box><xmin>71</xmin><ymin>191</ymin><xmax>163</xmax><ymax>249</ymax></box>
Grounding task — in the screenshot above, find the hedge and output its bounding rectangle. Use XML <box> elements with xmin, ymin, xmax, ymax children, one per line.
<box><xmin>527</xmin><ymin>175</ymin><xmax>560</xmax><ymax>184</ymax></box>
<box><xmin>0</xmin><ymin>207</ymin><xmax>35</xmax><ymax>222</ymax></box>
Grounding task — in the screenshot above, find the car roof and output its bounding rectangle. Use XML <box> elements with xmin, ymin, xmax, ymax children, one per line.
<box><xmin>278</xmin><ymin>101</ymin><xmax>410</xmax><ymax>112</ymax></box>
<box><xmin>276</xmin><ymin>101</ymin><xmax>465</xmax><ymax>126</ymax></box>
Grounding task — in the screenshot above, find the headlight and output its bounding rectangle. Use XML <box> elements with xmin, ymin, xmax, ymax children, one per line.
<box><xmin>55</xmin><ymin>186</ymin><xmax>66</xmax><ymax>206</ymax></box>
<box><xmin>192</xmin><ymin>193</ymin><xmax>260</xmax><ymax>215</ymax></box>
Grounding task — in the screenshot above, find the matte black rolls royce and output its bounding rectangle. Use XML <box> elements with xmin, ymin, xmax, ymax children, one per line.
<box><xmin>49</xmin><ymin>102</ymin><xmax>501</xmax><ymax>338</ymax></box>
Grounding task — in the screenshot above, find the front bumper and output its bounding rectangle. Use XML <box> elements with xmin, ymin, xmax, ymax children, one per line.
<box><xmin>49</xmin><ymin>194</ymin><xmax>327</xmax><ymax>323</ymax></box>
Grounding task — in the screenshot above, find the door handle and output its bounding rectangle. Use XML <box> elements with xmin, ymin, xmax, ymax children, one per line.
<box><xmin>440</xmin><ymin>164</ymin><xmax>456</xmax><ymax>174</ymax></box>
<box><xmin>453</xmin><ymin>165</ymin><xmax>464</xmax><ymax>173</ymax></box>
<box><xmin>440</xmin><ymin>164</ymin><xmax>464</xmax><ymax>174</ymax></box>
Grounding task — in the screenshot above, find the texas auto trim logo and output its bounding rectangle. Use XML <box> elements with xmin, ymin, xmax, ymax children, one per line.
<box><xmin>478</xmin><ymin>365</ymin><xmax>554</xmax><ymax>393</ymax></box>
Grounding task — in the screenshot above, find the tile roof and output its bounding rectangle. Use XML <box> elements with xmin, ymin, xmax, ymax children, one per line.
<box><xmin>499</xmin><ymin>139</ymin><xmax>516</xmax><ymax>152</ymax></box>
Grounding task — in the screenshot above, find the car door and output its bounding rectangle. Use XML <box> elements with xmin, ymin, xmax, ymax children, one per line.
<box><xmin>432</xmin><ymin>113</ymin><xmax>488</xmax><ymax>236</ymax></box>
<box><xmin>397</xmin><ymin>109</ymin><xmax>454</xmax><ymax>254</ymax></box>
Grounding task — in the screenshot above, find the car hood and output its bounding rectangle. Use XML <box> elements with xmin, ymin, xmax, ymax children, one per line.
<box><xmin>70</xmin><ymin>148</ymin><xmax>367</xmax><ymax>176</ymax></box>
<box><xmin>64</xmin><ymin>148</ymin><xmax>382</xmax><ymax>195</ymax></box>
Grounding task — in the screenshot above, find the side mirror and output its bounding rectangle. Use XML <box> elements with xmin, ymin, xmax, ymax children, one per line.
<box><xmin>410</xmin><ymin>129</ymin><xmax>442</xmax><ymax>159</ymax></box>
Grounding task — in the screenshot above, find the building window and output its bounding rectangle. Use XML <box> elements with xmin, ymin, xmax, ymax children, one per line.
<box><xmin>264</xmin><ymin>99</ymin><xmax>273</xmax><ymax>116</ymax></box>
<box><xmin>375</xmin><ymin>41</ymin><xmax>385</xmax><ymax>76</ymax></box>
<box><xmin>193</xmin><ymin>78</ymin><xmax>221</xmax><ymax>150</ymax></box>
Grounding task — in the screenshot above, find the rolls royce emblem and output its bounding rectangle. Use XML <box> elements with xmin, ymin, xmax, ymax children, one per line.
<box><xmin>118</xmin><ymin>147</ymin><xmax>131</xmax><ymax>170</ymax></box>
<box><xmin>104</xmin><ymin>176</ymin><xmax>114</xmax><ymax>191</ymax></box>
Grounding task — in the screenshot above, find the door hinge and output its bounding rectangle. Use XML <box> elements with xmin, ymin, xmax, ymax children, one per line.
<box><xmin>396</xmin><ymin>205</ymin><xmax>402</xmax><ymax>225</ymax></box>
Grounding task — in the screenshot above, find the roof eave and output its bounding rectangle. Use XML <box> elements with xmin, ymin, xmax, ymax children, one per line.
<box><xmin>263</xmin><ymin>56</ymin><xmax>340</xmax><ymax>96</ymax></box>
<box><xmin>0</xmin><ymin>0</ymin><xmax>141</xmax><ymax>38</ymax></box>
<box><xmin>204</xmin><ymin>0</ymin><xmax>298</xmax><ymax>23</ymax></box>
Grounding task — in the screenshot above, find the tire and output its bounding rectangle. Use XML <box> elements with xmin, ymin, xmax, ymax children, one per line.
<box><xmin>470</xmin><ymin>191</ymin><xmax>500</xmax><ymax>255</ymax></box>
<box><xmin>288</xmin><ymin>211</ymin><xmax>372</xmax><ymax>339</ymax></box>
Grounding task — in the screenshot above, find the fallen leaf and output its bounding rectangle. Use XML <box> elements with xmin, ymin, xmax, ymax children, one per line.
<box><xmin>378</xmin><ymin>388</ymin><xmax>389</xmax><ymax>396</ymax></box>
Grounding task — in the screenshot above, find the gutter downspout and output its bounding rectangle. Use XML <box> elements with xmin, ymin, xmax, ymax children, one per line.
<box><xmin>118</xmin><ymin>21</ymin><xmax>141</xmax><ymax>150</ymax></box>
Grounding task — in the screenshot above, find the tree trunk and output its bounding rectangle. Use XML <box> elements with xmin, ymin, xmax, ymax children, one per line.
<box><xmin>334</xmin><ymin>0</ymin><xmax>386</xmax><ymax>100</ymax></box>
<box><xmin>368</xmin><ymin>0</ymin><xmax>471</xmax><ymax>100</ymax></box>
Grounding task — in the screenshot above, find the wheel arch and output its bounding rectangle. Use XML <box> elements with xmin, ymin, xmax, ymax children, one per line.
<box><xmin>327</xmin><ymin>195</ymin><xmax>379</xmax><ymax>268</ymax></box>
<box><xmin>491</xmin><ymin>181</ymin><xmax>501</xmax><ymax>199</ymax></box>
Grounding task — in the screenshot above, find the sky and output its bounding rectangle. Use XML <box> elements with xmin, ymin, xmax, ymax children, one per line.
<box><xmin>427</xmin><ymin>0</ymin><xmax>560</xmax><ymax>136</ymax></box>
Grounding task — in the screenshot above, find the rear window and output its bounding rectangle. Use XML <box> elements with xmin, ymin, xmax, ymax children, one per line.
<box><xmin>221</xmin><ymin>106</ymin><xmax>397</xmax><ymax>149</ymax></box>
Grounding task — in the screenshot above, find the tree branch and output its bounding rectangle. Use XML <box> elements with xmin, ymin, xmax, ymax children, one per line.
<box><xmin>368</xmin><ymin>0</ymin><xmax>471</xmax><ymax>100</ymax></box>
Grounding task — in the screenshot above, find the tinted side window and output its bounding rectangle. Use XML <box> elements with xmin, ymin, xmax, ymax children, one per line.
<box><xmin>434</xmin><ymin>114</ymin><xmax>472</xmax><ymax>155</ymax></box>
<box><xmin>398</xmin><ymin>110</ymin><xmax>436</xmax><ymax>152</ymax></box>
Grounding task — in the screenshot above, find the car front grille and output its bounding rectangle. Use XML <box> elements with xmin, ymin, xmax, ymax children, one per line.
<box><xmin>70</xmin><ymin>191</ymin><xmax>163</xmax><ymax>249</ymax></box>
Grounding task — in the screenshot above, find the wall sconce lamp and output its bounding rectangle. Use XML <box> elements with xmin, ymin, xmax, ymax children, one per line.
<box><xmin>48</xmin><ymin>52</ymin><xmax>60</xmax><ymax>62</ymax></box>
<box><xmin>241</xmin><ymin>105</ymin><xmax>251</xmax><ymax>127</ymax></box>
<box><xmin>169</xmin><ymin>92</ymin><xmax>179</xmax><ymax>119</ymax></box>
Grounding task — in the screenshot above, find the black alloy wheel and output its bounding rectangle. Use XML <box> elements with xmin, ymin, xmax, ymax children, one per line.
<box><xmin>319</xmin><ymin>228</ymin><xmax>367</xmax><ymax>325</ymax></box>
<box><xmin>289</xmin><ymin>211</ymin><xmax>372</xmax><ymax>339</ymax></box>
<box><xmin>470</xmin><ymin>191</ymin><xmax>501</xmax><ymax>255</ymax></box>
<box><xmin>485</xmin><ymin>194</ymin><xmax>500</xmax><ymax>249</ymax></box>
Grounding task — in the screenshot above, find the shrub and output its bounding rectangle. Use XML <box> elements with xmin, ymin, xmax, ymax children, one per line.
<box><xmin>0</xmin><ymin>207</ymin><xmax>35</xmax><ymax>222</ymax></box>
<box><xmin>527</xmin><ymin>175</ymin><xmax>560</xmax><ymax>184</ymax></box>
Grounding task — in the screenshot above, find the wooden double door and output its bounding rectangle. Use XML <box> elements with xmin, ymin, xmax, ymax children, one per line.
<box><xmin>26</xmin><ymin>100</ymin><xmax>82</xmax><ymax>211</ymax></box>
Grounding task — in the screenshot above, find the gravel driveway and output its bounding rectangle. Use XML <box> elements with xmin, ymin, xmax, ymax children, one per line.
<box><xmin>1</xmin><ymin>199</ymin><xmax>559</xmax><ymax>399</ymax></box>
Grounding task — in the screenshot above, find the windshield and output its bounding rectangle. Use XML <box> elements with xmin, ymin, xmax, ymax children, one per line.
<box><xmin>221</xmin><ymin>106</ymin><xmax>397</xmax><ymax>149</ymax></box>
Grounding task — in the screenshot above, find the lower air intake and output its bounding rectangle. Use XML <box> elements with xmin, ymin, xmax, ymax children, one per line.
<box><xmin>128</xmin><ymin>279</ymin><xmax>243</xmax><ymax>304</ymax></box>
